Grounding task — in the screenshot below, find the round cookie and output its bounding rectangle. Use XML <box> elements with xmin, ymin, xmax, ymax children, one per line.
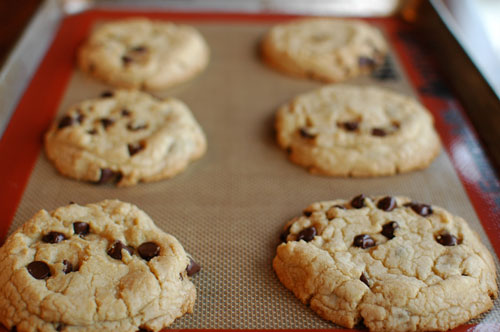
<box><xmin>275</xmin><ymin>84</ymin><xmax>441</xmax><ymax>176</ymax></box>
<box><xmin>262</xmin><ymin>18</ymin><xmax>388</xmax><ymax>82</ymax></box>
<box><xmin>78</xmin><ymin>18</ymin><xmax>209</xmax><ymax>90</ymax></box>
<box><xmin>274</xmin><ymin>195</ymin><xmax>498</xmax><ymax>331</ymax></box>
<box><xmin>0</xmin><ymin>200</ymin><xmax>201</xmax><ymax>332</ymax></box>
<box><xmin>44</xmin><ymin>89</ymin><xmax>207</xmax><ymax>186</ymax></box>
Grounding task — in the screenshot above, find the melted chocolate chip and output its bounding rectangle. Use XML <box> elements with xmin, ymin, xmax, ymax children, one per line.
<box><xmin>107</xmin><ymin>241</ymin><xmax>134</xmax><ymax>260</ymax></box>
<box><xmin>351</xmin><ymin>194</ymin><xmax>366</xmax><ymax>209</ymax></box>
<box><xmin>100</xmin><ymin>91</ymin><xmax>114</xmax><ymax>98</ymax></box>
<box><xmin>371</xmin><ymin>128</ymin><xmax>387</xmax><ymax>137</ymax></box>
<box><xmin>353</xmin><ymin>234</ymin><xmax>376</xmax><ymax>249</ymax></box>
<box><xmin>296</xmin><ymin>226</ymin><xmax>317</xmax><ymax>242</ymax></box>
<box><xmin>73</xmin><ymin>222</ymin><xmax>90</xmax><ymax>236</ymax></box>
<box><xmin>359</xmin><ymin>56</ymin><xmax>376</xmax><ymax>67</ymax></box>
<box><xmin>303</xmin><ymin>211</ymin><xmax>312</xmax><ymax>217</ymax></box>
<box><xmin>128</xmin><ymin>142</ymin><xmax>145</xmax><ymax>156</ymax></box>
<box><xmin>360</xmin><ymin>273</ymin><xmax>370</xmax><ymax>287</ymax></box>
<box><xmin>127</xmin><ymin>123</ymin><xmax>148</xmax><ymax>131</ymax></box>
<box><xmin>27</xmin><ymin>261</ymin><xmax>51</xmax><ymax>279</ymax></box>
<box><xmin>97</xmin><ymin>168</ymin><xmax>122</xmax><ymax>184</ymax></box>
<box><xmin>377</xmin><ymin>196</ymin><xmax>396</xmax><ymax>211</ymax></box>
<box><xmin>58</xmin><ymin>116</ymin><xmax>74</xmax><ymax>129</ymax></box>
<box><xmin>280</xmin><ymin>225</ymin><xmax>291</xmax><ymax>243</ymax></box>
<box><xmin>122</xmin><ymin>55</ymin><xmax>133</xmax><ymax>64</ymax></box>
<box><xmin>76</xmin><ymin>113</ymin><xmax>85</xmax><ymax>124</ymax></box>
<box><xmin>42</xmin><ymin>232</ymin><xmax>66</xmax><ymax>244</ymax></box>
<box><xmin>131</xmin><ymin>46</ymin><xmax>147</xmax><ymax>53</ymax></box>
<box><xmin>137</xmin><ymin>242</ymin><xmax>160</xmax><ymax>261</ymax></box>
<box><xmin>407</xmin><ymin>203</ymin><xmax>433</xmax><ymax>216</ymax></box>
<box><xmin>62</xmin><ymin>260</ymin><xmax>73</xmax><ymax>274</ymax></box>
<box><xmin>121</xmin><ymin>109</ymin><xmax>131</xmax><ymax>117</ymax></box>
<box><xmin>436</xmin><ymin>232</ymin><xmax>458</xmax><ymax>246</ymax></box>
<box><xmin>342</xmin><ymin>121</ymin><xmax>359</xmax><ymax>131</ymax></box>
<box><xmin>186</xmin><ymin>257</ymin><xmax>201</xmax><ymax>276</ymax></box>
<box><xmin>381</xmin><ymin>221</ymin><xmax>399</xmax><ymax>239</ymax></box>
<box><xmin>100</xmin><ymin>118</ymin><xmax>114</xmax><ymax>129</ymax></box>
<box><xmin>299</xmin><ymin>128</ymin><xmax>316</xmax><ymax>139</ymax></box>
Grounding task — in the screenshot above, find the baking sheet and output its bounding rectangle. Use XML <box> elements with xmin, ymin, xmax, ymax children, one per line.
<box><xmin>5</xmin><ymin>17</ymin><xmax>500</xmax><ymax>329</ymax></box>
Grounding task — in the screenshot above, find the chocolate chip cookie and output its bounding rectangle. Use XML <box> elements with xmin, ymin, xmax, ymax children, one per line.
<box><xmin>78</xmin><ymin>18</ymin><xmax>209</xmax><ymax>90</ymax></box>
<box><xmin>262</xmin><ymin>18</ymin><xmax>388</xmax><ymax>82</ymax></box>
<box><xmin>0</xmin><ymin>200</ymin><xmax>201</xmax><ymax>332</ymax></box>
<box><xmin>274</xmin><ymin>195</ymin><xmax>498</xmax><ymax>331</ymax></box>
<box><xmin>44</xmin><ymin>89</ymin><xmax>207</xmax><ymax>186</ymax></box>
<box><xmin>275</xmin><ymin>84</ymin><xmax>441</xmax><ymax>176</ymax></box>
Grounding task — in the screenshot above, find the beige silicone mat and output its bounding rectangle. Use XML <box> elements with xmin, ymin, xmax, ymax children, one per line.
<box><xmin>9</xmin><ymin>22</ymin><xmax>500</xmax><ymax>328</ymax></box>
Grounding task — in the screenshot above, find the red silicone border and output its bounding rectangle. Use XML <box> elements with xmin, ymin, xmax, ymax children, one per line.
<box><xmin>0</xmin><ymin>9</ymin><xmax>498</xmax><ymax>332</ymax></box>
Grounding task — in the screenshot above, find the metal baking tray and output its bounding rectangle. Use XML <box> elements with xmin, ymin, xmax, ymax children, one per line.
<box><xmin>0</xmin><ymin>1</ymin><xmax>499</xmax><ymax>331</ymax></box>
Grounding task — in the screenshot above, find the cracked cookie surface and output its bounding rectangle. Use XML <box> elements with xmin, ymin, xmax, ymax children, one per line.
<box><xmin>274</xmin><ymin>195</ymin><xmax>498</xmax><ymax>331</ymax></box>
<box><xmin>0</xmin><ymin>200</ymin><xmax>200</xmax><ymax>332</ymax></box>
<box><xmin>78</xmin><ymin>18</ymin><xmax>209</xmax><ymax>90</ymax></box>
<box><xmin>262</xmin><ymin>18</ymin><xmax>388</xmax><ymax>82</ymax></box>
<box><xmin>44</xmin><ymin>89</ymin><xmax>207</xmax><ymax>186</ymax></box>
<box><xmin>275</xmin><ymin>84</ymin><xmax>441</xmax><ymax>176</ymax></box>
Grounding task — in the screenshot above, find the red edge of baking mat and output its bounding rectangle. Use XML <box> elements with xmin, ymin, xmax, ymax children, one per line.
<box><xmin>0</xmin><ymin>9</ymin><xmax>499</xmax><ymax>332</ymax></box>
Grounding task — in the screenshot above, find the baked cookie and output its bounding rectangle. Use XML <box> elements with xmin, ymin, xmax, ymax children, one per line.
<box><xmin>0</xmin><ymin>200</ymin><xmax>201</xmax><ymax>332</ymax></box>
<box><xmin>274</xmin><ymin>195</ymin><xmax>498</xmax><ymax>331</ymax></box>
<box><xmin>78</xmin><ymin>18</ymin><xmax>209</xmax><ymax>90</ymax></box>
<box><xmin>262</xmin><ymin>18</ymin><xmax>388</xmax><ymax>82</ymax></box>
<box><xmin>44</xmin><ymin>89</ymin><xmax>206</xmax><ymax>186</ymax></box>
<box><xmin>275</xmin><ymin>84</ymin><xmax>441</xmax><ymax>176</ymax></box>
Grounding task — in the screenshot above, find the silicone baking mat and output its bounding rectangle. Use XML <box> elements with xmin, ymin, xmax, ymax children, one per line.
<box><xmin>0</xmin><ymin>10</ymin><xmax>499</xmax><ymax>331</ymax></box>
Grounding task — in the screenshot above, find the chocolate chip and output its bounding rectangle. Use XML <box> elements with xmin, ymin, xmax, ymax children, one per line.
<box><xmin>299</xmin><ymin>128</ymin><xmax>316</xmax><ymax>139</ymax></box>
<box><xmin>100</xmin><ymin>91</ymin><xmax>114</xmax><ymax>98</ymax></box>
<box><xmin>73</xmin><ymin>222</ymin><xmax>90</xmax><ymax>236</ymax></box>
<box><xmin>127</xmin><ymin>123</ymin><xmax>148</xmax><ymax>131</ymax></box>
<box><xmin>351</xmin><ymin>194</ymin><xmax>366</xmax><ymax>209</ymax></box>
<box><xmin>353</xmin><ymin>234</ymin><xmax>376</xmax><ymax>249</ymax></box>
<box><xmin>186</xmin><ymin>257</ymin><xmax>201</xmax><ymax>276</ymax></box>
<box><xmin>107</xmin><ymin>241</ymin><xmax>134</xmax><ymax>260</ymax></box>
<box><xmin>56</xmin><ymin>324</ymin><xmax>65</xmax><ymax>331</ymax></box>
<box><xmin>121</xmin><ymin>109</ymin><xmax>131</xmax><ymax>117</ymax></box>
<box><xmin>76</xmin><ymin>113</ymin><xmax>85</xmax><ymax>124</ymax></box>
<box><xmin>100</xmin><ymin>118</ymin><xmax>114</xmax><ymax>129</ymax></box>
<box><xmin>280</xmin><ymin>225</ymin><xmax>291</xmax><ymax>243</ymax></box>
<box><xmin>128</xmin><ymin>142</ymin><xmax>145</xmax><ymax>156</ymax></box>
<box><xmin>359</xmin><ymin>56</ymin><xmax>376</xmax><ymax>67</ymax></box>
<box><xmin>303</xmin><ymin>211</ymin><xmax>312</xmax><ymax>217</ymax></box>
<box><xmin>11</xmin><ymin>327</ymin><xmax>17</xmax><ymax>332</ymax></box>
<box><xmin>137</xmin><ymin>328</ymin><xmax>150</xmax><ymax>332</ymax></box>
<box><xmin>435</xmin><ymin>232</ymin><xmax>458</xmax><ymax>246</ymax></box>
<box><xmin>27</xmin><ymin>261</ymin><xmax>51</xmax><ymax>279</ymax></box>
<box><xmin>342</xmin><ymin>121</ymin><xmax>359</xmax><ymax>131</ymax></box>
<box><xmin>381</xmin><ymin>221</ymin><xmax>399</xmax><ymax>239</ymax></box>
<box><xmin>58</xmin><ymin>116</ymin><xmax>74</xmax><ymax>129</ymax></box>
<box><xmin>360</xmin><ymin>272</ymin><xmax>370</xmax><ymax>287</ymax></box>
<box><xmin>377</xmin><ymin>196</ymin><xmax>396</xmax><ymax>211</ymax></box>
<box><xmin>407</xmin><ymin>203</ymin><xmax>433</xmax><ymax>216</ymax></box>
<box><xmin>62</xmin><ymin>260</ymin><xmax>73</xmax><ymax>274</ymax></box>
<box><xmin>87</xmin><ymin>129</ymin><xmax>97</xmax><ymax>135</ymax></box>
<box><xmin>137</xmin><ymin>242</ymin><xmax>160</xmax><ymax>261</ymax></box>
<box><xmin>371</xmin><ymin>128</ymin><xmax>387</xmax><ymax>137</ymax></box>
<box><xmin>122</xmin><ymin>55</ymin><xmax>133</xmax><ymax>64</ymax></box>
<box><xmin>296</xmin><ymin>226</ymin><xmax>316</xmax><ymax>242</ymax></box>
<box><xmin>97</xmin><ymin>168</ymin><xmax>122</xmax><ymax>184</ymax></box>
<box><xmin>131</xmin><ymin>46</ymin><xmax>147</xmax><ymax>52</ymax></box>
<box><xmin>42</xmin><ymin>232</ymin><xmax>66</xmax><ymax>244</ymax></box>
